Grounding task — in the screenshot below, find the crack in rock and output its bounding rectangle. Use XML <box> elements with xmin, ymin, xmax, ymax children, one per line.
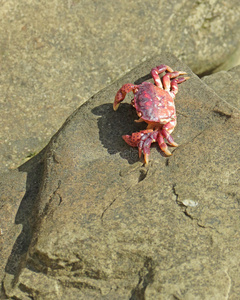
<box><xmin>172</xmin><ymin>183</ymin><xmax>179</xmax><ymax>202</ymax></box>
<box><xmin>224</xmin><ymin>268</ymin><xmax>232</xmax><ymax>299</ymax></box>
<box><xmin>172</xmin><ymin>184</ymin><xmax>200</xmax><ymax>224</ymax></box>
<box><xmin>100</xmin><ymin>196</ymin><xmax>118</xmax><ymax>223</ymax></box>
<box><xmin>130</xmin><ymin>257</ymin><xmax>155</xmax><ymax>300</ymax></box>
<box><xmin>41</xmin><ymin>180</ymin><xmax>62</xmax><ymax>217</ymax></box>
<box><xmin>101</xmin><ymin>166</ymin><xmax>149</xmax><ymax>222</ymax></box>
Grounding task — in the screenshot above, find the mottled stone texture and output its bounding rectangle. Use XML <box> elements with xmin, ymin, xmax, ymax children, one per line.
<box><xmin>1</xmin><ymin>0</ymin><xmax>240</xmax><ymax>172</ymax></box>
<box><xmin>1</xmin><ymin>53</ymin><xmax>240</xmax><ymax>299</ymax></box>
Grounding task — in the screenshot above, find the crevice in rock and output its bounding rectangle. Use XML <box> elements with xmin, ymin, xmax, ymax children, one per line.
<box><xmin>172</xmin><ymin>183</ymin><xmax>178</xmax><ymax>201</ymax></box>
<box><xmin>18</xmin><ymin>283</ymin><xmax>35</xmax><ymax>299</ymax></box>
<box><xmin>138</xmin><ymin>168</ymin><xmax>148</xmax><ymax>183</ymax></box>
<box><xmin>172</xmin><ymin>184</ymin><xmax>196</xmax><ymax>223</ymax></box>
<box><xmin>165</xmin><ymin>158</ymin><xmax>169</xmax><ymax>167</ymax></box>
<box><xmin>198</xmin><ymin>67</ymin><xmax>219</xmax><ymax>78</ymax></box>
<box><xmin>27</xmin><ymin>250</ymin><xmax>64</xmax><ymax>275</ymax></box>
<box><xmin>41</xmin><ymin>179</ymin><xmax>62</xmax><ymax>217</ymax></box>
<box><xmin>59</xmin><ymin>278</ymin><xmax>102</xmax><ymax>291</ymax></box>
<box><xmin>119</xmin><ymin>163</ymin><xmax>149</xmax><ymax>183</ymax></box>
<box><xmin>213</xmin><ymin>109</ymin><xmax>232</xmax><ymax>121</ymax></box>
<box><xmin>100</xmin><ymin>196</ymin><xmax>119</xmax><ymax>223</ymax></box>
<box><xmin>130</xmin><ymin>257</ymin><xmax>155</xmax><ymax>300</ymax></box>
<box><xmin>172</xmin><ymin>294</ymin><xmax>183</xmax><ymax>300</ymax></box>
<box><xmin>101</xmin><ymin>166</ymin><xmax>149</xmax><ymax>222</ymax></box>
<box><xmin>183</xmin><ymin>210</ymin><xmax>194</xmax><ymax>220</ymax></box>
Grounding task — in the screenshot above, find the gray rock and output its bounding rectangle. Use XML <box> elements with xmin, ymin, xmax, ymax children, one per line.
<box><xmin>0</xmin><ymin>150</ymin><xmax>45</xmax><ymax>299</ymax></box>
<box><xmin>1</xmin><ymin>53</ymin><xmax>240</xmax><ymax>299</ymax></box>
<box><xmin>202</xmin><ymin>65</ymin><xmax>240</xmax><ymax>110</ymax></box>
<box><xmin>0</xmin><ymin>170</ymin><xmax>26</xmax><ymax>284</ymax></box>
<box><xmin>1</xmin><ymin>0</ymin><xmax>240</xmax><ymax>172</ymax></box>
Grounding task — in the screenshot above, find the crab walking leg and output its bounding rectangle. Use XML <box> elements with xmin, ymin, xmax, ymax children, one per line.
<box><xmin>124</xmin><ymin>130</ymin><xmax>158</xmax><ymax>165</ymax></box>
<box><xmin>123</xmin><ymin>125</ymin><xmax>177</xmax><ymax>164</ymax></box>
<box><xmin>162</xmin><ymin>71</ymin><xmax>187</xmax><ymax>92</ymax></box>
<box><xmin>170</xmin><ymin>77</ymin><xmax>190</xmax><ymax>96</ymax></box>
<box><xmin>151</xmin><ymin>64</ymin><xmax>174</xmax><ymax>88</ymax></box>
<box><xmin>161</xmin><ymin>119</ymin><xmax>178</xmax><ymax>147</ymax></box>
<box><xmin>138</xmin><ymin>131</ymin><xmax>158</xmax><ymax>165</ymax></box>
<box><xmin>113</xmin><ymin>83</ymin><xmax>138</xmax><ymax>110</ymax></box>
<box><xmin>157</xmin><ymin>133</ymin><xmax>172</xmax><ymax>156</ymax></box>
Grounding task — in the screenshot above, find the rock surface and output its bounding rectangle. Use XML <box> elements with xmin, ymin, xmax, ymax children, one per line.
<box><xmin>1</xmin><ymin>0</ymin><xmax>240</xmax><ymax>172</ymax></box>
<box><xmin>1</xmin><ymin>53</ymin><xmax>240</xmax><ymax>299</ymax></box>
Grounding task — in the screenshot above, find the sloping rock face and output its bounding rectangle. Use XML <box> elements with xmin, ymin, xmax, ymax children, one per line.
<box><xmin>202</xmin><ymin>66</ymin><xmax>240</xmax><ymax>111</ymax></box>
<box><xmin>1</xmin><ymin>53</ymin><xmax>240</xmax><ymax>299</ymax></box>
<box><xmin>1</xmin><ymin>0</ymin><xmax>240</xmax><ymax>172</ymax></box>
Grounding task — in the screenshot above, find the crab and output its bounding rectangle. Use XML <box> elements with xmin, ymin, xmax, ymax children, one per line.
<box><xmin>113</xmin><ymin>64</ymin><xmax>189</xmax><ymax>165</ymax></box>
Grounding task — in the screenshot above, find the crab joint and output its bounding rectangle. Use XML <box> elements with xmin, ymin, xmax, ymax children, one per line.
<box><xmin>135</xmin><ymin>118</ymin><xmax>144</xmax><ymax>123</ymax></box>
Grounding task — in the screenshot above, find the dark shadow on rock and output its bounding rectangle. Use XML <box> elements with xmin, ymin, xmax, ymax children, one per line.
<box><xmin>134</xmin><ymin>72</ymin><xmax>152</xmax><ymax>85</ymax></box>
<box><xmin>92</xmin><ymin>70</ymin><xmax>166</xmax><ymax>164</ymax></box>
<box><xmin>4</xmin><ymin>148</ymin><xmax>45</xmax><ymax>280</ymax></box>
<box><xmin>92</xmin><ymin>103</ymin><xmax>147</xmax><ymax>164</ymax></box>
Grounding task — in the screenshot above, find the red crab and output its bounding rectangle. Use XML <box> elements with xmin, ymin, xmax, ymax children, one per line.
<box><xmin>113</xmin><ymin>64</ymin><xmax>189</xmax><ymax>165</ymax></box>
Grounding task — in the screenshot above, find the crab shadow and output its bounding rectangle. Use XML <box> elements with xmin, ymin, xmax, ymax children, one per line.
<box><xmin>92</xmin><ymin>102</ymin><xmax>149</xmax><ymax>164</ymax></box>
<box><xmin>91</xmin><ymin>73</ymin><xmax>161</xmax><ymax>164</ymax></box>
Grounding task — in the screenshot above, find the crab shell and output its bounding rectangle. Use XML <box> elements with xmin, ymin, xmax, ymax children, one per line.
<box><xmin>133</xmin><ymin>82</ymin><xmax>176</xmax><ymax>125</ymax></box>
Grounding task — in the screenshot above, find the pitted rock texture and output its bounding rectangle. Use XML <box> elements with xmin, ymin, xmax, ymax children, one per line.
<box><xmin>1</xmin><ymin>0</ymin><xmax>240</xmax><ymax>172</ymax></box>
<box><xmin>1</xmin><ymin>53</ymin><xmax>240</xmax><ymax>299</ymax></box>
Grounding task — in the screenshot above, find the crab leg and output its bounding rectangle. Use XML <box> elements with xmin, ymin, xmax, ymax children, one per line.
<box><xmin>151</xmin><ymin>64</ymin><xmax>174</xmax><ymax>88</ymax></box>
<box><xmin>138</xmin><ymin>131</ymin><xmax>158</xmax><ymax>165</ymax></box>
<box><xmin>161</xmin><ymin>119</ymin><xmax>178</xmax><ymax>147</ymax></box>
<box><xmin>170</xmin><ymin>77</ymin><xmax>190</xmax><ymax>96</ymax></box>
<box><xmin>123</xmin><ymin>124</ymin><xmax>178</xmax><ymax>164</ymax></box>
<box><xmin>162</xmin><ymin>72</ymin><xmax>187</xmax><ymax>92</ymax></box>
<box><xmin>113</xmin><ymin>83</ymin><xmax>138</xmax><ymax>111</ymax></box>
<box><xmin>157</xmin><ymin>133</ymin><xmax>172</xmax><ymax>156</ymax></box>
<box><xmin>123</xmin><ymin>129</ymin><xmax>158</xmax><ymax>165</ymax></box>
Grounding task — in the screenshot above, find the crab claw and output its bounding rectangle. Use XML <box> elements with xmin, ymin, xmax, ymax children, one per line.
<box><xmin>122</xmin><ymin>132</ymin><xmax>142</xmax><ymax>147</ymax></box>
<box><xmin>123</xmin><ymin>130</ymin><xmax>157</xmax><ymax>165</ymax></box>
<box><xmin>113</xmin><ymin>83</ymin><xmax>137</xmax><ymax>111</ymax></box>
<box><xmin>123</xmin><ymin>130</ymin><xmax>154</xmax><ymax>148</ymax></box>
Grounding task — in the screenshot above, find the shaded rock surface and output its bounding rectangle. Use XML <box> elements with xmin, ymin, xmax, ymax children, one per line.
<box><xmin>1</xmin><ymin>0</ymin><xmax>240</xmax><ymax>172</ymax></box>
<box><xmin>1</xmin><ymin>53</ymin><xmax>240</xmax><ymax>299</ymax></box>
<box><xmin>202</xmin><ymin>65</ymin><xmax>240</xmax><ymax>111</ymax></box>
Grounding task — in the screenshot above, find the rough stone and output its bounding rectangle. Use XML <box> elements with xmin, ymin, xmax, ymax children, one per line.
<box><xmin>1</xmin><ymin>0</ymin><xmax>240</xmax><ymax>172</ymax></box>
<box><xmin>0</xmin><ymin>170</ymin><xmax>26</xmax><ymax>284</ymax></box>
<box><xmin>202</xmin><ymin>65</ymin><xmax>240</xmax><ymax>111</ymax></box>
<box><xmin>1</xmin><ymin>53</ymin><xmax>240</xmax><ymax>299</ymax></box>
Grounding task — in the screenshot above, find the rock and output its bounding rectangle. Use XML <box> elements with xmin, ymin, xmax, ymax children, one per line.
<box><xmin>0</xmin><ymin>170</ymin><xmax>26</xmax><ymax>284</ymax></box>
<box><xmin>202</xmin><ymin>65</ymin><xmax>240</xmax><ymax>110</ymax></box>
<box><xmin>0</xmin><ymin>150</ymin><xmax>45</xmax><ymax>299</ymax></box>
<box><xmin>1</xmin><ymin>0</ymin><xmax>240</xmax><ymax>172</ymax></box>
<box><xmin>1</xmin><ymin>53</ymin><xmax>240</xmax><ymax>299</ymax></box>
